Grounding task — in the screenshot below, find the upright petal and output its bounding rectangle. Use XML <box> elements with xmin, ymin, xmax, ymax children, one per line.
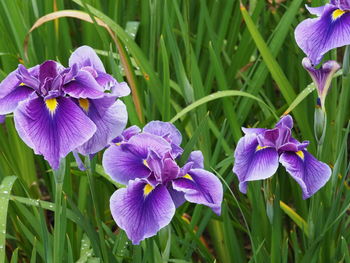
<box><xmin>14</xmin><ymin>97</ymin><xmax>96</xmax><ymax>169</ymax></box>
<box><xmin>63</xmin><ymin>70</ymin><xmax>105</xmax><ymax>99</ymax></box>
<box><xmin>143</xmin><ymin>121</ymin><xmax>182</xmax><ymax>146</ymax></box>
<box><xmin>110</xmin><ymin>179</ymin><xmax>175</xmax><ymax>244</ymax></box>
<box><xmin>306</xmin><ymin>5</ymin><xmax>326</xmax><ymax>16</ymax></box>
<box><xmin>96</xmin><ymin>73</ymin><xmax>130</xmax><ymax>97</ymax></box>
<box><xmin>302</xmin><ymin>57</ymin><xmax>340</xmax><ymax>109</ymax></box>
<box><xmin>275</xmin><ymin>115</ymin><xmax>293</xmax><ymax>129</ymax></box>
<box><xmin>331</xmin><ymin>0</ymin><xmax>350</xmax><ymax>10</ymax></box>
<box><xmin>69</xmin><ymin>46</ymin><xmax>106</xmax><ymax>73</ymax></box>
<box><xmin>295</xmin><ymin>4</ymin><xmax>350</xmax><ymax>65</ymax></box>
<box><xmin>76</xmin><ymin>99</ymin><xmax>128</xmax><ymax>155</ymax></box>
<box><xmin>279</xmin><ymin>150</ymin><xmax>332</xmax><ymax>199</ymax></box>
<box><xmin>172</xmin><ymin>169</ymin><xmax>223</xmax><ymax>215</ymax></box>
<box><xmin>187</xmin><ymin>151</ymin><xmax>204</xmax><ymax>169</ymax></box>
<box><xmin>233</xmin><ymin>134</ymin><xmax>279</xmax><ymax>193</ymax></box>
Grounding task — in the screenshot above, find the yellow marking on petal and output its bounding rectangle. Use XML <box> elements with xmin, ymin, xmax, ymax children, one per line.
<box><xmin>296</xmin><ymin>151</ymin><xmax>304</xmax><ymax>160</ymax></box>
<box><xmin>115</xmin><ymin>142</ymin><xmax>122</xmax><ymax>146</ymax></box>
<box><xmin>143</xmin><ymin>159</ymin><xmax>149</xmax><ymax>168</ymax></box>
<box><xmin>332</xmin><ymin>9</ymin><xmax>346</xmax><ymax>20</ymax></box>
<box><xmin>256</xmin><ymin>145</ymin><xmax>268</xmax><ymax>151</ymax></box>
<box><xmin>143</xmin><ymin>184</ymin><xmax>154</xmax><ymax>196</ymax></box>
<box><xmin>78</xmin><ymin>99</ymin><xmax>90</xmax><ymax>112</ymax></box>
<box><xmin>19</xmin><ymin>82</ymin><xmax>25</xmax><ymax>86</ymax></box>
<box><xmin>183</xmin><ymin>174</ymin><xmax>193</xmax><ymax>181</ymax></box>
<box><xmin>45</xmin><ymin>98</ymin><xmax>58</xmax><ymax>115</ymax></box>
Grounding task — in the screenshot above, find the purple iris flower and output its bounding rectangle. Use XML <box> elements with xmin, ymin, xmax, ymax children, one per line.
<box><xmin>0</xmin><ymin>46</ymin><xmax>129</xmax><ymax>170</ymax></box>
<box><xmin>302</xmin><ymin>57</ymin><xmax>340</xmax><ymax>111</ymax></box>
<box><xmin>295</xmin><ymin>1</ymin><xmax>350</xmax><ymax>65</ymax></box>
<box><xmin>233</xmin><ymin>115</ymin><xmax>332</xmax><ymax>199</ymax></box>
<box><xmin>103</xmin><ymin>121</ymin><xmax>223</xmax><ymax>244</ymax></box>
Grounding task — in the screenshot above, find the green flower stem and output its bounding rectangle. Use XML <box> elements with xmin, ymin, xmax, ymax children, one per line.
<box><xmin>85</xmin><ymin>157</ymin><xmax>109</xmax><ymax>263</ymax></box>
<box><xmin>53</xmin><ymin>160</ymin><xmax>66</xmax><ymax>263</ymax></box>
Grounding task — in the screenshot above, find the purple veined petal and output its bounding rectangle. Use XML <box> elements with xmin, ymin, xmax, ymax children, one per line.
<box><xmin>161</xmin><ymin>158</ymin><xmax>180</xmax><ymax>183</ymax></box>
<box><xmin>102</xmin><ymin>143</ymin><xmax>151</xmax><ymax>185</ymax></box>
<box><xmin>96</xmin><ymin>73</ymin><xmax>131</xmax><ymax>97</ymax></box>
<box><xmin>76</xmin><ymin>99</ymin><xmax>128</xmax><ymax>155</ymax></box>
<box><xmin>233</xmin><ymin>134</ymin><xmax>279</xmax><ymax>194</ymax></box>
<box><xmin>187</xmin><ymin>151</ymin><xmax>204</xmax><ymax>169</ymax></box>
<box><xmin>302</xmin><ymin>57</ymin><xmax>340</xmax><ymax>109</ymax></box>
<box><xmin>110</xmin><ymin>81</ymin><xmax>131</xmax><ymax>98</ymax></box>
<box><xmin>69</xmin><ymin>45</ymin><xmax>106</xmax><ymax>73</ymax></box>
<box><xmin>257</xmin><ymin>128</ymin><xmax>280</xmax><ymax>148</ymax></box>
<box><xmin>122</xmin><ymin>125</ymin><xmax>141</xmax><ymax>140</ymax></box>
<box><xmin>242</xmin><ymin>127</ymin><xmax>266</xmax><ymax>135</ymax></box>
<box><xmin>306</xmin><ymin>5</ymin><xmax>326</xmax><ymax>16</ymax></box>
<box><xmin>331</xmin><ymin>0</ymin><xmax>350</xmax><ymax>10</ymax></box>
<box><xmin>143</xmin><ymin>121</ymin><xmax>182</xmax><ymax>146</ymax></box>
<box><xmin>110</xmin><ymin>179</ymin><xmax>175</xmax><ymax>244</ymax></box>
<box><xmin>16</xmin><ymin>65</ymin><xmax>40</xmax><ymax>90</ymax></box>
<box><xmin>172</xmin><ymin>169</ymin><xmax>223</xmax><ymax>215</ymax></box>
<box><xmin>179</xmin><ymin>162</ymin><xmax>193</xmax><ymax>177</ymax></box>
<box><xmin>14</xmin><ymin>96</ymin><xmax>97</xmax><ymax>170</ymax></box>
<box><xmin>63</xmin><ymin>70</ymin><xmax>105</xmax><ymax>99</ymax></box>
<box><xmin>0</xmin><ymin>69</ymin><xmax>21</xmax><ymax>98</ymax></box>
<box><xmin>295</xmin><ymin>4</ymin><xmax>350</xmax><ymax>65</ymax></box>
<box><xmin>279</xmin><ymin>150</ymin><xmax>332</xmax><ymax>199</ymax></box>
<box><xmin>167</xmin><ymin>185</ymin><xmax>186</xmax><ymax>208</ymax></box>
<box><xmin>146</xmin><ymin>150</ymin><xmax>163</xmax><ymax>180</ymax></box>
<box><xmin>275</xmin><ymin>115</ymin><xmax>293</xmax><ymax>129</ymax></box>
<box><xmin>122</xmin><ymin>133</ymin><xmax>172</xmax><ymax>158</ymax></box>
<box><xmin>0</xmin><ymin>85</ymin><xmax>34</xmax><ymax>115</ymax></box>
<box><xmin>38</xmin><ymin>60</ymin><xmax>62</xmax><ymax>83</ymax></box>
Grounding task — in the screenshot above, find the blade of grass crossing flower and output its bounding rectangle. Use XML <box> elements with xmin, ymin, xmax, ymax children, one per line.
<box><xmin>170</xmin><ymin>90</ymin><xmax>276</xmax><ymax>123</ymax></box>
<box><xmin>0</xmin><ymin>176</ymin><xmax>17</xmax><ymax>263</ymax></box>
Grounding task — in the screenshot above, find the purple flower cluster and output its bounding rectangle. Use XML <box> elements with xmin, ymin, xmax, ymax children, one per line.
<box><xmin>233</xmin><ymin>115</ymin><xmax>331</xmax><ymax>199</ymax></box>
<box><xmin>0</xmin><ymin>46</ymin><xmax>130</xmax><ymax>169</ymax></box>
<box><xmin>103</xmin><ymin>121</ymin><xmax>223</xmax><ymax>244</ymax></box>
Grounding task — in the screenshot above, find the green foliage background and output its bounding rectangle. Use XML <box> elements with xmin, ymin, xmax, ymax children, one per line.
<box><xmin>0</xmin><ymin>0</ymin><xmax>349</xmax><ymax>262</ymax></box>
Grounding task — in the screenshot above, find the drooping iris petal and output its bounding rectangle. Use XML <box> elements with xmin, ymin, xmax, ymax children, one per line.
<box><xmin>0</xmin><ymin>85</ymin><xmax>34</xmax><ymax>115</ymax></box>
<box><xmin>172</xmin><ymin>169</ymin><xmax>223</xmax><ymax>215</ymax></box>
<box><xmin>76</xmin><ymin>98</ymin><xmax>128</xmax><ymax>155</ymax></box>
<box><xmin>63</xmin><ymin>70</ymin><xmax>105</xmax><ymax>99</ymax></box>
<box><xmin>69</xmin><ymin>45</ymin><xmax>106</xmax><ymax>73</ymax></box>
<box><xmin>110</xmin><ymin>179</ymin><xmax>175</xmax><ymax>245</ymax></box>
<box><xmin>242</xmin><ymin>127</ymin><xmax>266</xmax><ymax>135</ymax></box>
<box><xmin>233</xmin><ymin>134</ymin><xmax>279</xmax><ymax>193</ymax></box>
<box><xmin>295</xmin><ymin>4</ymin><xmax>350</xmax><ymax>65</ymax></box>
<box><xmin>143</xmin><ymin>121</ymin><xmax>182</xmax><ymax>146</ymax></box>
<box><xmin>14</xmin><ymin>97</ymin><xmax>96</xmax><ymax>170</ymax></box>
<box><xmin>302</xmin><ymin>57</ymin><xmax>340</xmax><ymax>109</ymax></box>
<box><xmin>187</xmin><ymin>151</ymin><xmax>204</xmax><ymax>169</ymax></box>
<box><xmin>279</xmin><ymin>150</ymin><xmax>332</xmax><ymax>199</ymax></box>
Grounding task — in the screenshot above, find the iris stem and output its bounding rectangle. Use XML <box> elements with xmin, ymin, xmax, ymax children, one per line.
<box><xmin>53</xmin><ymin>160</ymin><xmax>66</xmax><ymax>263</ymax></box>
<box><xmin>85</xmin><ymin>157</ymin><xmax>109</xmax><ymax>263</ymax></box>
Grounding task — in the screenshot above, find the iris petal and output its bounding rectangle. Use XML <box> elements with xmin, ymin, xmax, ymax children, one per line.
<box><xmin>279</xmin><ymin>150</ymin><xmax>332</xmax><ymax>199</ymax></box>
<box><xmin>233</xmin><ymin>134</ymin><xmax>279</xmax><ymax>193</ymax></box>
<box><xmin>110</xmin><ymin>179</ymin><xmax>175</xmax><ymax>245</ymax></box>
<box><xmin>14</xmin><ymin>97</ymin><xmax>96</xmax><ymax>170</ymax></box>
